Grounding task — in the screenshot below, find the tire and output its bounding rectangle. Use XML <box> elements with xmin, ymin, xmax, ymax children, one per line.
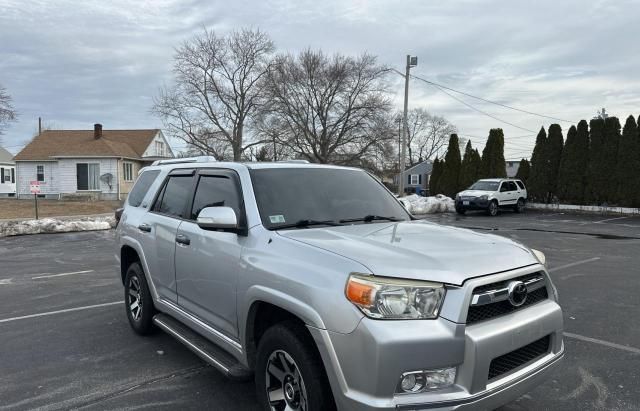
<box><xmin>124</xmin><ymin>262</ymin><xmax>155</xmax><ymax>335</ymax></box>
<box><xmin>456</xmin><ymin>207</ymin><xmax>466</xmax><ymax>215</ymax></box>
<box><xmin>256</xmin><ymin>322</ymin><xmax>336</xmax><ymax>411</ymax></box>
<box><xmin>514</xmin><ymin>198</ymin><xmax>526</xmax><ymax>213</ymax></box>
<box><xmin>487</xmin><ymin>200</ymin><xmax>499</xmax><ymax>217</ymax></box>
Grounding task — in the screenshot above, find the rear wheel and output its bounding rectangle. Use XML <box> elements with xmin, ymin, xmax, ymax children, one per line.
<box><xmin>124</xmin><ymin>262</ymin><xmax>155</xmax><ymax>335</ymax></box>
<box><xmin>514</xmin><ymin>198</ymin><xmax>526</xmax><ymax>213</ymax></box>
<box><xmin>487</xmin><ymin>200</ymin><xmax>499</xmax><ymax>216</ymax></box>
<box><xmin>256</xmin><ymin>322</ymin><xmax>336</xmax><ymax>411</ymax></box>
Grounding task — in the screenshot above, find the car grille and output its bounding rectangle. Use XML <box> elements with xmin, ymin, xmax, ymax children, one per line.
<box><xmin>466</xmin><ymin>272</ymin><xmax>548</xmax><ymax>325</ymax></box>
<box><xmin>488</xmin><ymin>335</ymin><xmax>551</xmax><ymax>381</ymax></box>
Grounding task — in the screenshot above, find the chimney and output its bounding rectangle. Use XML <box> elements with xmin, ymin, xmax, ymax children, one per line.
<box><xmin>94</xmin><ymin>123</ymin><xmax>103</xmax><ymax>139</ymax></box>
<box><xmin>38</xmin><ymin>117</ymin><xmax>42</xmax><ymax>135</ymax></box>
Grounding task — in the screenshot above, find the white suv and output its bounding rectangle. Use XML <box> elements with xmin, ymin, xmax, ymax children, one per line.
<box><xmin>455</xmin><ymin>179</ymin><xmax>527</xmax><ymax>216</ymax></box>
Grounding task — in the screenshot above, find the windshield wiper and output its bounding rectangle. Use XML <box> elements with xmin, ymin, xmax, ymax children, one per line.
<box><xmin>339</xmin><ymin>215</ymin><xmax>402</xmax><ymax>224</ymax></box>
<box><xmin>275</xmin><ymin>219</ymin><xmax>343</xmax><ymax>229</ymax></box>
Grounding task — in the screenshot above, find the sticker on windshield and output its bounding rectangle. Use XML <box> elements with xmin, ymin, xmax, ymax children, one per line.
<box><xmin>269</xmin><ymin>215</ymin><xmax>286</xmax><ymax>224</ymax></box>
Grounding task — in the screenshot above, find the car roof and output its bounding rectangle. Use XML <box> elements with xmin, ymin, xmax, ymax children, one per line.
<box><xmin>477</xmin><ymin>178</ymin><xmax>522</xmax><ymax>182</ymax></box>
<box><xmin>144</xmin><ymin>157</ymin><xmax>360</xmax><ymax>172</ymax></box>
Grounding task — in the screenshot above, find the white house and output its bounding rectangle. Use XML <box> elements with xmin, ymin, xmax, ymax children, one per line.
<box><xmin>13</xmin><ymin>124</ymin><xmax>174</xmax><ymax>200</ymax></box>
<box><xmin>0</xmin><ymin>146</ymin><xmax>16</xmax><ymax>197</ymax></box>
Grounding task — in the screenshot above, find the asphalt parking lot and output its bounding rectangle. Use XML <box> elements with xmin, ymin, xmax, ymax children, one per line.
<box><xmin>1</xmin><ymin>210</ymin><xmax>639</xmax><ymax>411</ymax></box>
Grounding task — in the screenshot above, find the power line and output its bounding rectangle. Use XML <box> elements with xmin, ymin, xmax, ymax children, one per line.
<box><xmin>430</xmin><ymin>83</ymin><xmax>538</xmax><ymax>133</ymax></box>
<box><xmin>408</xmin><ymin>73</ymin><xmax>576</xmax><ymax>123</ymax></box>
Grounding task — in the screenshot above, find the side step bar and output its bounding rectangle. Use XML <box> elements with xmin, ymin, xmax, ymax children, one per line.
<box><xmin>153</xmin><ymin>313</ymin><xmax>252</xmax><ymax>381</ymax></box>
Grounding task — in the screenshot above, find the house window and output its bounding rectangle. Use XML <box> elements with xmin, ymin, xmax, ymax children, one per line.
<box><xmin>76</xmin><ymin>163</ymin><xmax>101</xmax><ymax>190</ymax></box>
<box><xmin>37</xmin><ymin>165</ymin><xmax>45</xmax><ymax>182</ymax></box>
<box><xmin>11</xmin><ymin>168</ymin><xmax>15</xmax><ymax>183</ymax></box>
<box><xmin>155</xmin><ymin>141</ymin><xmax>165</xmax><ymax>157</ymax></box>
<box><xmin>410</xmin><ymin>174</ymin><xmax>420</xmax><ymax>185</ymax></box>
<box><xmin>123</xmin><ymin>162</ymin><xmax>134</xmax><ymax>182</ymax></box>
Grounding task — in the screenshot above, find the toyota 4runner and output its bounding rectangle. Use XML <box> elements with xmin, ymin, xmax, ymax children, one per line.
<box><xmin>115</xmin><ymin>158</ymin><xmax>563</xmax><ymax>411</ymax></box>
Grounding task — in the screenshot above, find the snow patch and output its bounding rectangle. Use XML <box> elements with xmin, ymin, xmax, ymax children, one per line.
<box><xmin>399</xmin><ymin>194</ymin><xmax>455</xmax><ymax>214</ymax></box>
<box><xmin>0</xmin><ymin>216</ymin><xmax>116</xmax><ymax>237</ymax></box>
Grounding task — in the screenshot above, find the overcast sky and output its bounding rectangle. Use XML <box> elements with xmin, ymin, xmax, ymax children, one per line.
<box><xmin>2</xmin><ymin>0</ymin><xmax>640</xmax><ymax>159</ymax></box>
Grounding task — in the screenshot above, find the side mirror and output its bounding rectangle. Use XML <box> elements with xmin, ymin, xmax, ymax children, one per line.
<box><xmin>196</xmin><ymin>206</ymin><xmax>238</xmax><ymax>230</ymax></box>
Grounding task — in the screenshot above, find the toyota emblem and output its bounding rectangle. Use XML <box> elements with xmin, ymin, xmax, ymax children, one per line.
<box><xmin>507</xmin><ymin>281</ymin><xmax>528</xmax><ymax>307</ymax></box>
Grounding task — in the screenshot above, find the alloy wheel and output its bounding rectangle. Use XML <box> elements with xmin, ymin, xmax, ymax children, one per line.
<box><xmin>265</xmin><ymin>350</ymin><xmax>308</xmax><ymax>411</ymax></box>
<box><xmin>128</xmin><ymin>276</ymin><xmax>143</xmax><ymax>321</ymax></box>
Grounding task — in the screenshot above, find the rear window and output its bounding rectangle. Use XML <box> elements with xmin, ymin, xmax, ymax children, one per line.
<box><xmin>127</xmin><ymin>170</ymin><xmax>160</xmax><ymax>207</ymax></box>
<box><xmin>152</xmin><ymin>175</ymin><xmax>193</xmax><ymax>218</ymax></box>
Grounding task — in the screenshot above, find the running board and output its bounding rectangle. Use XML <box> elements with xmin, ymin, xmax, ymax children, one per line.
<box><xmin>153</xmin><ymin>313</ymin><xmax>252</xmax><ymax>381</ymax></box>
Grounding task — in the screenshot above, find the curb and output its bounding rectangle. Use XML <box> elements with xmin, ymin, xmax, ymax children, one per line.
<box><xmin>528</xmin><ymin>203</ymin><xmax>640</xmax><ymax>216</ymax></box>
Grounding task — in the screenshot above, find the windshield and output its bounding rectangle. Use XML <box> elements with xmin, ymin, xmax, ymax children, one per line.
<box><xmin>250</xmin><ymin>168</ymin><xmax>410</xmax><ymax>229</ymax></box>
<box><xmin>469</xmin><ymin>181</ymin><xmax>500</xmax><ymax>191</ymax></box>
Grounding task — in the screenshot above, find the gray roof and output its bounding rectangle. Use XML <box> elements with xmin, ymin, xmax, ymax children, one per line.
<box><xmin>0</xmin><ymin>146</ymin><xmax>14</xmax><ymax>164</ymax></box>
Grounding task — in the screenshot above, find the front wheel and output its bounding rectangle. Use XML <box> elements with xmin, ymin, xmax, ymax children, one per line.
<box><xmin>256</xmin><ymin>322</ymin><xmax>336</xmax><ymax>411</ymax></box>
<box><xmin>487</xmin><ymin>200</ymin><xmax>499</xmax><ymax>216</ymax></box>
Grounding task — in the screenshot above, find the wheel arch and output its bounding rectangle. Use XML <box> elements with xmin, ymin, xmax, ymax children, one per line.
<box><xmin>243</xmin><ymin>291</ymin><xmax>325</xmax><ymax>369</ymax></box>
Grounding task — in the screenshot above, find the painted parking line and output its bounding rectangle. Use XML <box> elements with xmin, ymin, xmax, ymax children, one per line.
<box><xmin>32</xmin><ymin>270</ymin><xmax>94</xmax><ymax>280</ymax></box>
<box><xmin>0</xmin><ymin>301</ymin><xmax>121</xmax><ymax>324</ymax></box>
<box><xmin>564</xmin><ymin>332</ymin><xmax>640</xmax><ymax>355</ymax></box>
<box><xmin>594</xmin><ymin>216</ymin><xmax>633</xmax><ymax>224</ymax></box>
<box><xmin>548</xmin><ymin>257</ymin><xmax>600</xmax><ymax>273</ymax></box>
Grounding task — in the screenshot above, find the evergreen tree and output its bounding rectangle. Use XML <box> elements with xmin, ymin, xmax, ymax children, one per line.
<box><xmin>586</xmin><ymin>117</ymin><xmax>620</xmax><ymax>204</ymax></box>
<box><xmin>480</xmin><ymin>128</ymin><xmax>507</xmax><ymax>178</ymax></box>
<box><xmin>429</xmin><ymin>158</ymin><xmax>443</xmax><ymax>195</ymax></box>
<box><xmin>515</xmin><ymin>159</ymin><xmax>530</xmax><ymax>183</ymax></box>
<box><xmin>616</xmin><ymin>116</ymin><xmax>640</xmax><ymax>206</ymax></box>
<box><xmin>556</xmin><ymin>125</ymin><xmax>578</xmax><ymax>203</ymax></box>
<box><xmin>460</xmin><ymin>141</ymin><xmax>481</xmax><ymax>189</ymax></box>
<box><xmin>440</xmin><ymin>134</ymin><xmax>462</xmax><ymax>197</ymax></box>
<box><xmin>546</xmin><ymin>124</ymin><xmax>564</xmax><ymax>201</ymax></box>
<box><xmin>527</xmin><ymin>127</ymin><xmax>548</xmax><ymax>202</ymax></box>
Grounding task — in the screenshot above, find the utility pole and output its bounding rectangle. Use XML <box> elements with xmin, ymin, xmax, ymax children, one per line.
<box><xmin>399</xmin><ymin>55</ymin><xmax>418</xmax><ymax>196</ymax></box>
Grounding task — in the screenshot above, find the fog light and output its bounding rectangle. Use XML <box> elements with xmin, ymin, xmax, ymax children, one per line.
<box><xmin>397</xmin><ymin>367</ymin><xmax>456</xmax><ymax>394</ymax></box>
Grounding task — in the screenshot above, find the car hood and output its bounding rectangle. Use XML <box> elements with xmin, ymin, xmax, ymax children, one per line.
<box><xmin>458</xmin><ymin>190</ymin><xmax>493</xmax><ymax>197</ymax></box>
<box><xmin>277</xmin><ymin>221</ymin><xmax>538</xmax><ymax>285</ymax></box>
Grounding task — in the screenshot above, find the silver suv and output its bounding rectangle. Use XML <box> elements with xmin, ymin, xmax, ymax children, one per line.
<box><xmin>115</xmin><ymin>158</ymin><xmax>563</xmax><ymax>411</ymax></box>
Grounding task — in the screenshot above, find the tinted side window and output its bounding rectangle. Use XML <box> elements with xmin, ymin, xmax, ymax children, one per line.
<box><xmin>508</xmin><ymin>181</ymin><xmax>518</xmax><ymax>191</ymax></box>
<box><xmin>128</xmin><ymin>170</ymin><xmax>160</xmax><ymax>207</ymax></box>
<box><xmin>152</xmin><ymin>175</ymin><xmax>192</xmax><ymax>217</ymax></box>
<box><xmin>516</xmin><ymin>181</ymin><xmax>525</xmax><ymax>190</ymax></box>
<box><xmin>190</xmin><ymin>175</ymin><xmax>241</xmax><ymax>220</ymax></box>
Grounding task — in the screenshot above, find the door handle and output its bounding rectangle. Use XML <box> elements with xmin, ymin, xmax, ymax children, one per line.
<box><xmin>138</xmin><ymin>224</ymin><xmax>152</xmax><ymax>233</ymax></box>
<box><xmin>175</xmin><ymin>234</ymin><xmax>191</xmax><ymax>246</ymax></box>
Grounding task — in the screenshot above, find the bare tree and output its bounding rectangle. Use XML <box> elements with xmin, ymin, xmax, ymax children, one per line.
<box><xmin>264</xmin><ymin>50</ymin><xmax>393</xmax><ymax>164</ymax></box>
<box><xmin>152</xmin><ymin>28</ymin><xmax>274</xmax><ymax>161</ymax></box>
<box><xmin>0</xmin><ymin>84</ymin><xmax>17</xmax><ymax>141</ymax></box>
<box><xmin>404</xmin><ymin>108</ymin><xmax>456</xmax><ymax>166</ymax></box>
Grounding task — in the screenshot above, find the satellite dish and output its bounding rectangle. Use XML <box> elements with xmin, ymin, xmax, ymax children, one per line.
<box><xmin>100</xmin><ymin>173</ymin><xmax>114</xmax><ymax>189</ymax></box>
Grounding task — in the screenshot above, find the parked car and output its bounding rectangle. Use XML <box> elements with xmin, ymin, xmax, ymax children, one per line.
<box><xmin>116</xmin><ymin>158</ymin><xmax>562</xmax><ymax>411</ymax></box>
<box><xmin>456</xmin><ymin>178</ymin><xmax>528</xmax><ymax>216</ymax></box>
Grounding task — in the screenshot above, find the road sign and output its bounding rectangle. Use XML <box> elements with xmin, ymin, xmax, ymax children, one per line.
<box><xmin>30</xmin><ymin>181</ymin><xmax>41</xmax><ymax>194</ymax></box>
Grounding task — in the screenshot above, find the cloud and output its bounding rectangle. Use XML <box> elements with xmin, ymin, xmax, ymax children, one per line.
<box><xmin>1</xmin><ymin>0</ymin><xmax>640</xmax><ymax>158</ymax></box>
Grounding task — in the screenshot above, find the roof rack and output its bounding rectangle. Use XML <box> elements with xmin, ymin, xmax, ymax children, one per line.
<box><xmin>151</xmin><ymin>156</ymin><xmax>217</xmax><ymax>166</ymax></box>
<box><xmin>276</xmin><ymin>159</ymin><xmax>310</xmax><ymax>164</ymax></box>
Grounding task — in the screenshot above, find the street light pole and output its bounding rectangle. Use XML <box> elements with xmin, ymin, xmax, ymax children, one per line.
<box><xmin>399</xmin><ymin>55</ymin><xmax>417</xmax><ymax>196</ymax></box>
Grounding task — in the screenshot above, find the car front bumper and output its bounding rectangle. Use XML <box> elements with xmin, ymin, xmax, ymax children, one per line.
<box><xmin>455</xmin><ymin>198</ymin><xmax>489</xmax><ymax>210</ymax></box>
<box><xmin>308</xmin><ymin>299</ymin><xmax>564</xmax><ymax>411</ymax></box>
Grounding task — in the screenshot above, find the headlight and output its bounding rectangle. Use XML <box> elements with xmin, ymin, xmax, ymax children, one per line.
<box><xmin>531</xmin><ymin>249</ymin><xmax>546</xmax><ymax>266</ymax></box>
<box><xmin>478</xmin><ymin>194</ymin><xmax>488</xmax><ymax>200</ymax></box>
<box><xmin>345</xmin><ymin>274</ymin><xmax>445</xmax><ymax>319</ymax></box>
